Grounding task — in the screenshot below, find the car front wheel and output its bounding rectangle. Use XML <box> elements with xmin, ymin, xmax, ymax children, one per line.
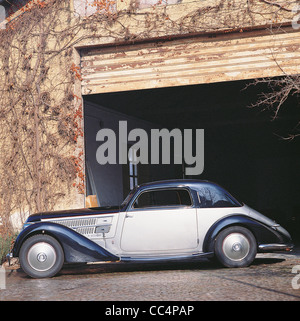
<box><xmin>214</xmin><ymin>226</ymin><xmax>257</xmax><ymax>268</ymax></box>
<box><xmin>19</xmin><ymin>234</ymin><xmax>64</xmax><ymax>278</ymax></box>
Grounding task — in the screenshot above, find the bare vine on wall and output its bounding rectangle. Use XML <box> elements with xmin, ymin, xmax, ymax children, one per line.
<box><xmin>0</xmin><ymin>0</ymin><xmax>297</xmax><ymax>231</ymax></box>
<box><xmin>0</xmin><ymin>0</ymin><xmax>88</xmax><ymax>231</ymax></box>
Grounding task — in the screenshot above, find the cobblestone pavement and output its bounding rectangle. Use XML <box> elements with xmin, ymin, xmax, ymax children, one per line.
<box><xmin>1</xmin><ymin>250</ymin><xmax>300</xmax><ymax>301</ymax></box>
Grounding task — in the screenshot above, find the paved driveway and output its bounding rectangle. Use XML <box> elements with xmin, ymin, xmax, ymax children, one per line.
<box><xmin>1</xmin><ymin>250</ymin><xmax>300</xmax><ymax>302</ymax></box>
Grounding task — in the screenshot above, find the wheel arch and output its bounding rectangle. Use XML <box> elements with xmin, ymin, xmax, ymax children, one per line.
<box><xmin>13</xmin><ymin>222</ymin><xmax>119</xmax><ymax>263</ymax></box>
<box><xmin>202</xmin><ymin>214</ymin><xmax>283</xmax><ymax>253</ymax></box>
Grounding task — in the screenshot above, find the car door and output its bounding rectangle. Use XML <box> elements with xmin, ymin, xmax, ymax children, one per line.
<box><xmin>120</xmin><ymin>188</ymin><xmax>198</xmax><ymax>255</ymax></box>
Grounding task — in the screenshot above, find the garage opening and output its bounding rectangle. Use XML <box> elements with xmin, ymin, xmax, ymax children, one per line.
<box><xmin>83</xmin><ymin>92</ymin><xmax>186</xmax><ymax>207</ymax></box>
<box><xmin>83</xmin><ymin>79</ymin><xmax>300</xmax><ymax>243</ymax></box>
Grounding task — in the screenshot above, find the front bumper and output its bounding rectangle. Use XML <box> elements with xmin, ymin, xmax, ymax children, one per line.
<box><xmin>6</xmin><ymin>252</ymin><xmax>13</xmax><ymax>266</ymax></box>
<box><xmin>258</xmin><ymin>243</ymin><xmax>294</xmax><ymax>252</ymax></box>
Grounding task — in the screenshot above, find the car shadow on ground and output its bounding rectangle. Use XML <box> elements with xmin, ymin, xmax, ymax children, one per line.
<box><xmin>52</xmin><ymin>257</ymin><xmax>286</xmax><ymax>278</ymax></box>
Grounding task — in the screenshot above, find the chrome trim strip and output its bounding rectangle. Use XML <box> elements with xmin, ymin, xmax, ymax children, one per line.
<box><xmin>258</xmin><ymin>243</ymin><xmax>294</xmax><ymax>252</ymax></box>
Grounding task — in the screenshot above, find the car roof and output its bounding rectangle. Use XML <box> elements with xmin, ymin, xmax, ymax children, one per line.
<box><xmin>137</xmin><ymin>179</ymin><xmax>216</xmax><ymax>190</ymax></box>
<box><xmin>135</xmin><ymin>179</ymin><xmax>242</xmax><ymax>206</ymax></box>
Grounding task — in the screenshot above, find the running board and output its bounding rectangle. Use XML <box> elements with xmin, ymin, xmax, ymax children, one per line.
<box><xmin>120</xmin><ymin>252</ymin><xmax>214</xmax><ymax>263</ymax></box>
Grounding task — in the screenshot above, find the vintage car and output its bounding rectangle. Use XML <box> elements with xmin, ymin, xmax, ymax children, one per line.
<box><xmin>9</xmin><ymin>179</ymin><xmax>293</xmax><ymax>278</ymax></box>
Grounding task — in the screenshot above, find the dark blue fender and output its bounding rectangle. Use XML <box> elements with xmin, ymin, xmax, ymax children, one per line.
<box><xmin>12</xmin><ymin>222</ymin><xmax>119</xmax><ymax>263</ymax></box>
<box><xmin>202</xmin><ymin>215</ymin><xmax>286</xmax><ymax>253</ymax></box>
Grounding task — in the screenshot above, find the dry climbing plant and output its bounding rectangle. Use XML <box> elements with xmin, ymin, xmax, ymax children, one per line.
<box><xmin>0</xmin><ymin>0</ymin><xmax>297</xmax><ymax>232</ymax></box>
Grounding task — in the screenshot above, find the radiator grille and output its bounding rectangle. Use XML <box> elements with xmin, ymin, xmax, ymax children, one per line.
<box><xmin>51</xmin><ymin>218</ymin><xmax>97</xmax><ymax>229</ymax></box>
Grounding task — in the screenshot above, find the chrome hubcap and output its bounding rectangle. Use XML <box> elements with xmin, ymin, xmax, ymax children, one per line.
<box><xmin>222</xmin><ymin>233</ymin><xmax>250</xmax><ymax>261</ymax></box>
<box><xmin>37</xmin><ymin>252</ymin><xmax>47</xmax><ymax>262</ymax></box>
<box><xmin>27</xmin><ymin>242</ymin><xmax>56</xmax><ymax>272</ymax></box>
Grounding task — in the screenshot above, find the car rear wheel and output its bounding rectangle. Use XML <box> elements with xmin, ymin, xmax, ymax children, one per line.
<box><xmin>19</xmin><ymin>234</ymin><xmax>64</xmax><ymax>278</ymax></box>
<box><xmin>214</xmin><ymin>226</ymin><xmax>257</xmax><ymax>268</ymax></box>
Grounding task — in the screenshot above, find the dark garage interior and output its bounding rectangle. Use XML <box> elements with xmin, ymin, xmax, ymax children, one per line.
<box><xmin>84</xmin><ymin>78</ymin><xmax>300</xmax><ymax>243</ymax></box>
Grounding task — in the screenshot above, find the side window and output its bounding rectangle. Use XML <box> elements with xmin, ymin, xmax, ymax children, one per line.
<box><xmin>197</xmin><ymin>185</ymin><xmax>241</xmax><ymax>208</ymax></box>
<box><xmin>133</xmin><ymin>189</ymin><xmax>192</xmax><ymax>209</ymax></box>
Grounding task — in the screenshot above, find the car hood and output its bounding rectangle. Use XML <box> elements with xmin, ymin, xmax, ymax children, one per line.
<box><xmin>27</xmin><ymin>206</ymin><xmax>121</xmax><ymax>222</ymax></box>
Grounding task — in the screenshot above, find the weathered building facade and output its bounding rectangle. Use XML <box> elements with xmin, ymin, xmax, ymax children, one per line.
<box><xmin>0</xmin><ymin>0</ymin><xmax>300</xmax><ymax>240</ymax></box>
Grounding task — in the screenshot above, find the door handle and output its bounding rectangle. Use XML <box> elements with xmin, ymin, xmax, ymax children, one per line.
<box><xmin>126</xmin><ymin>213</ymin><xmax>134</xmax><ymax>218</ymax></box>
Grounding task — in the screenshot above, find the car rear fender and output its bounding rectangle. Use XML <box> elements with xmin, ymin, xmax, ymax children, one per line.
<box><xmin>202</xmin><ymin>214</ymin><xmax>284</xmax><ymax>253</ymax></box>
<box><xmin>12</xmin><ymin>222</ymin><xmax>119</xmax><ymax>263</ymax></box>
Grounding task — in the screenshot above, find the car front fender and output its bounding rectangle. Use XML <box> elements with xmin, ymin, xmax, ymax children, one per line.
<box><xmin>202</xmin><ymin>214</ymin><xmax>285</xmax><ymax>253</ymax></box>
<box><xmin>12</xmin><ymin>222</ymin><xmax>119</xmax><ymax>263</ymax></box>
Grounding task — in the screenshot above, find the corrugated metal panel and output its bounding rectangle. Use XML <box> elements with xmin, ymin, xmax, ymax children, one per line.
<box><xmin>81</xmin><ymin>30</ymin><xmax>300</xmax><ymax>95</ymax></box>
